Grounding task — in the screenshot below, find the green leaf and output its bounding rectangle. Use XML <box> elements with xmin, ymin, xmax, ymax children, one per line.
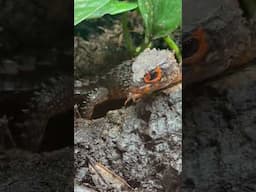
<box><xmin>89</xmin><ymin>0</ymin><xmax>138</xmax><ymax>19</ymax></box>
<box><xmin>74</xmin><ymin>0</ymin><xmax>109</xmax><ymax>25</ymax></box>
<box><xmin>74</xmin><ymin>0</ymin><xmax>138</xmax><ymax>25</ymax></box>
<box><xmin>138</xmin><ymin>0</ymin><xmax>181</xmax><ymax>40</ymax></box>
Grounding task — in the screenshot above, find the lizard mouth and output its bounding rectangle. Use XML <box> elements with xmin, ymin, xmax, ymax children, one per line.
<box><xmin>125</xmin><ymin>72</ymin><xmax>181</xmax><ymax>105</ymax></box>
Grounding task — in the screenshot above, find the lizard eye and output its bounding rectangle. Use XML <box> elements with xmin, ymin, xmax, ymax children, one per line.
<box><xmin>143</xmin><ymin>66</ymin><xmax>162</xmax><ymax>83</ymax></box>
<box><xmin>182</xmin><ymin>27</ymin><xmax>208</xmax><ymax>65</ymax></box>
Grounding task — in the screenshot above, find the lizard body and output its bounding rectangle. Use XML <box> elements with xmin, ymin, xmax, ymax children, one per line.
<box><xmin>75</xmin><ymin>48</ymin><xmax>181</xmax><ymax>119</ymax></box>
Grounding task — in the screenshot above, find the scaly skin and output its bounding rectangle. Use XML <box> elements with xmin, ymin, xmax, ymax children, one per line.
<box><xmin>15</xmin><ymin>75</ymin><xmax>73</xmax><ymax>151</ymax></box>
<box><xmin>75</xmin><ymin>59</ymin><xmax>133</xmax><ymax>119</ymax></box>
<box><xmin>125</xmin><ymin>48</ymin><xmax>181</xmax><ymax>104</ymax></box>
<box><xmin>75</xmin><ymin>48</ymin><xmax>181</xmax><ymax>119</ymax></box>
<box><xmin>0</xmin><ymin>52</ymin><xmax>73</xmax><ymax>151</ymax></box>
<box><xmin>0</xmin><ymin>0</ymin><xmax>73</xmax><ymax>151</ymax></box>
<box><xmin>183</xmin><ymin>0</ymin><xmax>256</xmax><ymax>85</ymax></box>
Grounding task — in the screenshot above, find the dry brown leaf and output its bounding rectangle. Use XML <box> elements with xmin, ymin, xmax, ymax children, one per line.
<box><xmin>88</xmin><ymin>157</ymin><xmax>133</xmax><ymax>191</ymax></box>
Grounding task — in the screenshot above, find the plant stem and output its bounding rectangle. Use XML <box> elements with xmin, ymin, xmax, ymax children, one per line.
<box><xmin>135</xmin><ymin>41</ymin><xmax>151</xmax><ymax>55</ymax></box>
<box><xmin>164</xmin><ymin>36</ymin><xmax>181</xmax><ymax>63</ymax></box>
<box><xmin>121</xmin><ymin>13</ymin><xmax>136</xmax><ymax>55</ymax></box>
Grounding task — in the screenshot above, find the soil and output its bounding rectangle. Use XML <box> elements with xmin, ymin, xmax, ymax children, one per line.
<box><xmin>0</xmin><ymin>148</ymin><xmax>73</xmax><ymax>192</ymax></box>
<box><xmin>75</xmin><ymin>85</ymin><xmax>182</xmax><ymax>191</ymax></box>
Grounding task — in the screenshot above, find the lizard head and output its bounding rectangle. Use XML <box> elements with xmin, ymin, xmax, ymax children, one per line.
<box><xmin>182</xmin><ymin>0</ymin><xmax>253</xmax><ymax>85</ymax></box>
<box><xmin>125</xmin><ymin>48</ymin><xmax>181</xmax><ymax>105</ymax></box>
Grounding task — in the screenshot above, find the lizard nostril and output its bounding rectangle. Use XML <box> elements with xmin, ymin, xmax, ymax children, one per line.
<box><xmin>182</xmin><ymin>27</ymin><xmax>209</xmax><ymax>65</ymax></box>
<box><xmin>39</xmin><ymin>109</ymin><xmax>73</xmax><ymax>152</ymax></box>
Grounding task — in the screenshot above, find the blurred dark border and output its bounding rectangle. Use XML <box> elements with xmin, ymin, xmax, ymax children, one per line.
<box><xmin>182</xmin><ymin>0</ymin><xmax>256</xmax><ymax>191</ymax></box>
<box><xmin>0</xmin><ymin>1</ymin><xmax>74</xmax><ymax>191</ymax></box>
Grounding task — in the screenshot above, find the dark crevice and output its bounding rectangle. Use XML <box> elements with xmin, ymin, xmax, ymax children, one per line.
<box><xmin>39</xmin><ymin>110</ymin><xmax>73</xmax><ymax>152</ymax></box>
<box><xmin>1</xmin><ymin>94</ymin><xmax>73</xmax><ymax>152</ymax></box>
<box><xmin>238</xmin><ymin>0</ymin><xmax>256</xmax><ymax>19</ymax></box>
<box><xmin>0</xmin><ymin>92</ymin><xmax>33</xmax><ymax>117</ymax></box>
<box><xmin>91</xmin><ymin>98</ymin><xmax>128</xmax><ymax>119</ymax></box>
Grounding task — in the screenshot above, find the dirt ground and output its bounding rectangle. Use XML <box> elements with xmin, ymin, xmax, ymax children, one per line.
<box><xmin>0</xmin><ymin>148</ymin><xmax>73</xmax><ymax>192</ymax></box>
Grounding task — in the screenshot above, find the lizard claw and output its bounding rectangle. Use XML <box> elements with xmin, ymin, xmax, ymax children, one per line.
<box><xmin>124</xmin><ymin>92</ymin><xmax>142</xmax><ymax>106</ymax></box>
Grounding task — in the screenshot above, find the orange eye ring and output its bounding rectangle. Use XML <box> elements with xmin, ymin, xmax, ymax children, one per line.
<box><xmin>143</xmin><ymin>66</ymin><xmax>162</xmax><ymax>83</ymax></box>
<box><xmin>183</xmin><ymin>27</ymin><xmax>209</xmax><ymax>65</ymax></box>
